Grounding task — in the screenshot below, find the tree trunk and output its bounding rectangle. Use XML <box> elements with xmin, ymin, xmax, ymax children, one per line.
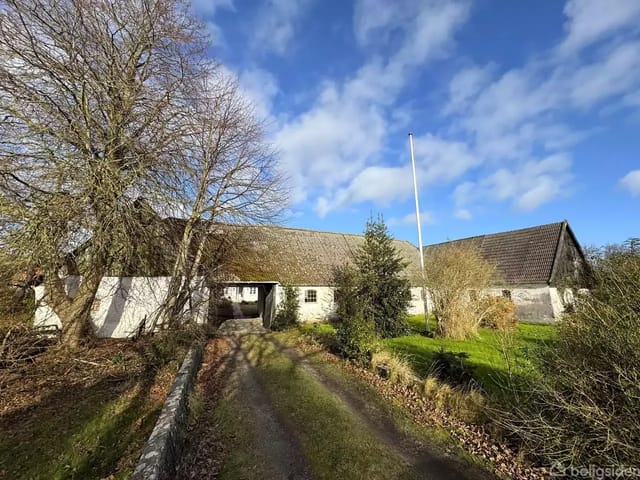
<box><xmin>52</xmin><ymin>272</ymin><xmax>102</xmax><ymax>348</ymax></box>
<box><xmin>152</xmin><ymin>218</ymin><xmax>196</xmax><ymax>330</ymax></box>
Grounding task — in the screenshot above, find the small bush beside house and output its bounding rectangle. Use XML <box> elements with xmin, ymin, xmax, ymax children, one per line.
<box><xmin>271</xmin><ymin>284</ymin><xmax>300</xmax><ymax>330</ymax></box>
<box><xmin>424</xmin><ymin>242</ymin><xmax>497</xmax><ymax>340</ymax></box>
<box><xmin>479</xmin><ymin>296</ymin><xmax>518</xmax><ymax>331</ymax></box>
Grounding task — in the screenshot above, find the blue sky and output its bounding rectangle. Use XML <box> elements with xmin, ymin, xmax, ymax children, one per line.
<box><xmin>191</xmin><ymin>0</ymin><xmax>640</xmax><ymax>248</ymax></box>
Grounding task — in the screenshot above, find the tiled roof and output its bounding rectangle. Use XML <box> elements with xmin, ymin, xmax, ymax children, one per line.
<box><xmin>208</xmin><ymin>224</ymin><xmax>424</xmax><ymax>286</ymax></box>
<box><xmin>424</xmin><ymin>222</ymin><xmax>567</xmax><ymax>286</ymax></box>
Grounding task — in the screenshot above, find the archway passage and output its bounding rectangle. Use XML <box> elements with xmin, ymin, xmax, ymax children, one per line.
<box><xmin>213</xmin><ymin>282</ymin><xmax>278</xmax><ymax>329</ymax></box>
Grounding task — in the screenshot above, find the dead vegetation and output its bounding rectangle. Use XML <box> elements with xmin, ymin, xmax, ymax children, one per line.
<box><xmin>0</xmin><ymin>328</ymin><xmax>196</xmax><ymax>478</ymax></box>
<box><xmin>424</xmin><ymin>243</ymin><xmax>519</xmax><ymax>339</ymax></box>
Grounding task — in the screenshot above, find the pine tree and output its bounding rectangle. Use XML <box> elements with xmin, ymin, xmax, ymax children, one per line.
<box><xmin>354</xmin><ymin>215</ymin><xmax>411</xmax><ymax>338</ymax></box>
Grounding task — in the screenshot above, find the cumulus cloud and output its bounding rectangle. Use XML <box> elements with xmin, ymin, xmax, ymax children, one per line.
<box><xmin>389</xmin><ymin>211</ymin><xmax>436</xmax><ymax>226</ymax></box>
<box><xmin>311</xmin><ymin>133</ymin><xmax>477</xmax><ymax>217</ymax></box>
<box><xmin>443</xmin><ymin>0</ymin><xmax>640</xmax><ymax>217</ymax></box>
<box><xmin>250</xmin><ymin>0</ymin><xmax>314</xmax><ymax>56</ymax></box>
<box><xmin>276</xmin><ymin>0</ymin><xmax>470</xmax><ymax>211</ymax></box>
<box><xmin>190</xmin><ymin>0</ymin><xmax>235</xmax><ymax>46</ymax></box>
<box><xmin>452</xmin><ymin>155</ymin><xmax>573</xmax><ymax>216</ymax></box>
<box><xmin>620</xmin><ymin>170</ymin><xmax>640</xmax><ymax>196</ymax></box>
<box><xmin>237</xmin><ymin>67</ymin><xmax>280</xmax><ymax>121</ymax></box>
<box><xmin>559</xmin><ymin>0</ymin><xmax>640</xmax><ymax>55</ymax></box>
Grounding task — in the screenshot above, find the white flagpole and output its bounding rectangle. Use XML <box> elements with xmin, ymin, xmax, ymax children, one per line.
<box><xmin>408</xmin><ymin>132</ymin><xmax>430</xmax><ymax>333</ymax></box>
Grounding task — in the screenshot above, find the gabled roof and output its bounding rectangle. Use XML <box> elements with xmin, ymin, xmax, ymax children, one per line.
<box><xmin>424</xmin><ymin>221</ymin><xmax>581</xmax><ymax>286</ymax></box>
<box><xmin>215</xmin><ymin>225</ymin><xmax>424</xmax><ymax>286</ymax></box>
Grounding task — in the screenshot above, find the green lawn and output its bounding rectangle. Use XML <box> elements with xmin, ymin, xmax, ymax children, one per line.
<box><xmin>301</xmin><ymin>316</ymin><xmax>556</xmax><ymax>401</ymax></box>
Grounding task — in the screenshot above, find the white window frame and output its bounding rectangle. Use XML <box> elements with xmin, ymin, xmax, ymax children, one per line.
<box><xmin>304</xmin><ymin>289</ymin><xmax>317</xmax><ymax>303</ymax></box>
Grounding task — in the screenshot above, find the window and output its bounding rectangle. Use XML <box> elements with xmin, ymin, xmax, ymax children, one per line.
<box><xmin>305</xmin><ymin>289</ymin><xmax>317</xmax><ymax>303</ymax></box>
<box><xmin>249</xmin><ymin>287</ymin><xmax>257</xmax><ymax>295</ymax></box>
<box><xmin>502</xmin><ymin>289</ymin><xmax>512</xmax><ymax>300</ymax></box>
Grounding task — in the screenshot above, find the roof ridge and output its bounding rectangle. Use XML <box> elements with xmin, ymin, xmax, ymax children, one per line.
<box><xmin>423</xmin><ymin>221</ymin><xmax>565</xmax><ymax>247</ymax></box>
<box><xmin>253</xmin><ymin>223</ymin><xmax>418</xmax><ymax>246</ymax></box>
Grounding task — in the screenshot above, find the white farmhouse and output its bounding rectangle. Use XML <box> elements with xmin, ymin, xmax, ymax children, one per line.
<box><xmin>423</xmin><ymin>221</ymin><xmax>588</xmax><ymax>323</ymax></box>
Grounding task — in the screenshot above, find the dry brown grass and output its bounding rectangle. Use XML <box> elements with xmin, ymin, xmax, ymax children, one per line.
<box><xmin>478</xmin><ymin>295</ymin><xmax>518</xmax><ymax>331</ymax></box>
<box><xmin>370</xmin><ymin>350</ymin><xmax>416</xmax><ymax>385</ymax></box>
<box><xmin>422</xmin><ymin>376</ymin><xmax>487</xmax><ymax>424</ymax></box>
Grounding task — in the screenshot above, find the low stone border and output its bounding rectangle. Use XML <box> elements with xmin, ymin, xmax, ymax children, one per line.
<box><xmin>132</xmin><ymin>342</ymin><xmax>204</xmax><ymax>480</ymax></box>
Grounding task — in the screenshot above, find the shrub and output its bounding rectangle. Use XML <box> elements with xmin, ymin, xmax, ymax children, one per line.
<box><xmin>478</xmin><ymin>295</ymin><xmax>518</xmax><ymax>331</ymax></box>
<box><xmin>425</xmin><ymin>243</ymin><xmax>497</xmax><ymax>339</ymax></box>
<box><xmin>331</xmin><ymin>264</ymin><xmax>361</xmax><ymax>327</ymax></box>
<box><xmin>354</xmin><ymin>215</ymin><xmax>411</xmax><ymax>338</ymax></box>
<box><xmin>422</xmin><ymin>375</ymin><xmax>487</xmax><ymax>424</ymax></box>
<box><xmin>503</xmin><ymin>243</ymin><xmax>640</xmax><ymax>466</ymax></box>
<box><xmin>335</xmin><ymin>312</ymin><xmax>376</xmax><ymax>365</ymax></box>
<box><xmin>272</xmin><ymin>284</ymin><xmax>300</xmax><ymax>331</ymax></box>
<box><xmin>370</xmin><ymin>350</ymin><xmax>415</xmax><ymax>385</ymax></box>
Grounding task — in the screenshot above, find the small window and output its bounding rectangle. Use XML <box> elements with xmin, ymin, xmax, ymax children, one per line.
<box><xmin>305</xmin><ymin>289</ymin><xmax>317</xmax><ymax>303</ymax></box>
<box><xmin>502</xmin><ymin>290</ymin><xmax>512</xmax><ymax>300</ymax></box>
<box><xmin>249</xmin><ymin>287</ymin><xmax>257</xmax><ymax>294</ymax></box>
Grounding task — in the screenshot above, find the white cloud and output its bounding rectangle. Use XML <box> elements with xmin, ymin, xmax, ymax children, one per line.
<box><xmin>454</xmin><ymin>208</ymin><xmax>472</xmax><ymax>220</ymax></box>
<box><xmin>444</xmin><ymin>64</ymin><xmax>494</xmax><ymax>114</ymax></box>
<box><xmin>442</xmin><ymin>3</ymin><xmax>640</xmax><ymax>216</ymax></box>
<box><xmin>276</xmin><ymin>0</ymin><xmax>470</xmax><ymax>211</ymax></box>
<box><xmin>389</xmin><ymin>210</ymin><xmax>435</xmax><ymax>226</ymax></box>
<box><xmin>311</xmin><ymin>133</ymin><xmax>477</xmax><ymax>217</ymax></box>
<box><xmin>487</xmin><ymin>154</ymin><xmax>573</xmax><ymax>211</ymax></box>
<box><xmin>250</xmin><ymin>0</ymin><xmax>314</xmax><ymax>56</ymax></box>
<box><xmin>559</xmin><ymin>0</ymin><xmax>640</xmax><ymax>55</ymax></box>
<box><xmin>275</xmin><ymin>84</ymin><xmax>387</xmax><ymax>203</ymax></box>
<box><xmin>238</xmin><ymin>67</ymin><xmax>279</xmax><ymax>121</ymax></box>
<box><xmin>452</xmin><ymin>155</ymin><xmax>573</xmax><ymax>215</ymax></box>
<box><xmin>190</xmin><ymin>0</ymin><xmax>235</xmax><ymax>46</ymax></box>
<box><xmin>620</xmin><ymin>170</ymin><xmax>640</xmax><ymax>196</ymax></box>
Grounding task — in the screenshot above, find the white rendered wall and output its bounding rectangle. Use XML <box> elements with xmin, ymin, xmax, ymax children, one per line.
<box><xmin>408</xmin><ymin>287</ymin><xmax>428</xmax><ymax>315</ymax></box>
<box><xmin>223</xmin><ymin>286</ymin><xmax>259</xmax><ymax>302</ymax></box>
<box><xmin>275</xmin><ymin>285</ymin><xmax>428</xmax><ymax>322</ymax></box>
<box><xmin>274</xmin><ymin>285</ymin><xmax>336</xmax><ymax>322</ymax></box>
<box><xmin>33</xmin><ymin>276</ymin><xmax>209</xmax><ymax>338</ymax></box>
<box><xmin>487</xmin><ymin>286</ymin><xmax>558</xmax><ymax>323</ymax></box>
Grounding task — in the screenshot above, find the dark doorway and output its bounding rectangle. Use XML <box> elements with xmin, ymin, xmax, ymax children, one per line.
<box><xmin>212</xmin><ymin>282</ymin><xmax>277</xmax><ymax>328</ymax></box>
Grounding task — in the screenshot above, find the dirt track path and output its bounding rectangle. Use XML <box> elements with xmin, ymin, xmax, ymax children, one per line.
<box><xmin>178</xmin><ymin>330</ymin><xmax>495</xmax><ymax>480</ymax></box>
<box><xmin>177</xmin><ymin>336</ymin><xmax>311</xmax><ymax>480</ymax></box>
<box><xmin>265</xmin><ymin>336</ymin><xmax>494</xmax><ymax>480</ymax></box>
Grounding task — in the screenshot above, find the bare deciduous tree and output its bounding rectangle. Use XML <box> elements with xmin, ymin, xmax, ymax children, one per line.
<box><xmin>0</xmin><ymin>0</ymin><xmax>208</xmax><ymax>346</ymax></box>
<box><xmin>155</xmin><ymin>72</ymin><xmax>287</xmax><ymax>327</ymax></box>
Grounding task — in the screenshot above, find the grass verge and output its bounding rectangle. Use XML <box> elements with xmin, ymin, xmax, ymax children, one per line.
<box><xmin>0</xmin><ymin>332</ymin><xmax>193</xmax><ymax>480</ymax></box>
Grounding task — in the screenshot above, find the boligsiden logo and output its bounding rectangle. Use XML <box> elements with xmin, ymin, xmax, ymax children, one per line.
<box><xmin>550</xmin><ymin>462</ymin><xmax>640</xmax><ymax>478</ymax></box>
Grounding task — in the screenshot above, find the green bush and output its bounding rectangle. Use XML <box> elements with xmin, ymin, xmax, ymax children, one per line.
<box><xmin>355</xmin><ymin>216</ymin><xmax>411</xmax><ymax>338</ymax></box>
<box><xmin>335</xmin><ymin>313</ymin><xmax>376</xmax><ymax>365</ymax></box>
<box><xmin>505</xmin><ymin>243</ymin><xmax>640</xmax><ymax>466</ymax></box>
<box><xmin>272</xmin><ymin>284</ymin><xmax>300</xmax><ymax>331</ymax></box>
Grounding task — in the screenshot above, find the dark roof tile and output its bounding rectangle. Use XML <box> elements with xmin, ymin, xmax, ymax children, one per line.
<box><xmin>424</xmin><ymin>222</ymin><xmax>565</xmax><ymax>285</ymax></box>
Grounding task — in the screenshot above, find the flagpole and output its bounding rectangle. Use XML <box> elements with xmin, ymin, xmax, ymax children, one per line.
<box><xmin>408</xmin><ymin>132</ymin><xmax>430</xmax><ymax>334</ymax></box>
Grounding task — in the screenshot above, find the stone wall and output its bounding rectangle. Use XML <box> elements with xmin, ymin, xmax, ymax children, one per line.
<box><xmin>131</xmin><ymin>343</ymin><xmax>204</xmax><ymax>480</ymax></box>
